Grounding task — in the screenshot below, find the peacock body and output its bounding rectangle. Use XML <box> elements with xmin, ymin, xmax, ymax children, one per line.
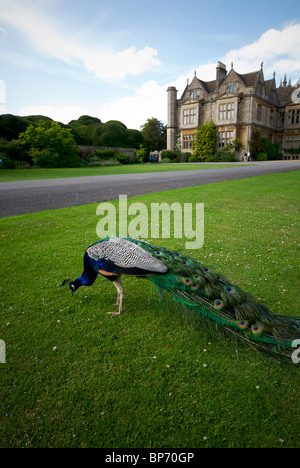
<box><xmin>63</xmin><ymin>237</ymin><xmax>300</xmax><ymax>360</ymax></box>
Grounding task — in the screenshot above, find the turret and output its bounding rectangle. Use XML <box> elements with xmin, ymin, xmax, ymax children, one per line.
<box><xmin>167</xmin><ymin>86</ymin><xmax>177</xmax><ymax>152</ymax></box>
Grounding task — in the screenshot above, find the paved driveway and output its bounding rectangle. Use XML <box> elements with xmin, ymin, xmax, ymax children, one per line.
<box><xmin>0</xmin><ymin>161</ymin><xmax>299</xmax><ymax>218</ymax></box>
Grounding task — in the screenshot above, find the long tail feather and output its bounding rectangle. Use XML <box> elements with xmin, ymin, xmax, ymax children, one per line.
<box><xmin>129</xmin><ymin>238</ymin><xmax>300</xmax><ymax>361</ymax></box>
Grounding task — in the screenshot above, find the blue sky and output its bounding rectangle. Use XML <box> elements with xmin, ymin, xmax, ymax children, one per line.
<box><xmin>0</xmin><ymin>0</ymin><xmax>299</xmax><ymax>129</ymax></box>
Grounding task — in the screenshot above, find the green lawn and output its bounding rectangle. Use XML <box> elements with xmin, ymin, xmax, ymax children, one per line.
<box><xmin>0</xmin><ymin>171</ymin><xmax>299</xmax><ymax>448</ymax></box>
<box><xmin>0</xmin><ymin>162</ymin><xmax>247</xmax><ymax>182</ymax></box>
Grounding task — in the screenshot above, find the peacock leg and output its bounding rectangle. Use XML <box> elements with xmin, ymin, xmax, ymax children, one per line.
<box><xmin>107</xmin><ymin>277</ymin><xmax>124</xmax><ymax>317</ymax></box>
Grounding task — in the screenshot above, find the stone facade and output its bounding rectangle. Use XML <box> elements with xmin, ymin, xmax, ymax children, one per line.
<box><xmin>167</xmin><ymin>62</ymin><xmax>300</xmax><ymax>159</ymax></box>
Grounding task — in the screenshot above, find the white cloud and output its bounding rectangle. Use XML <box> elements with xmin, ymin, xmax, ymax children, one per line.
<box><xmin>171</xmin><ymin>22</ymin><xmax>300</xmax><ymax>93</ymax></box>
<box><xmin>171</xmin><ymin>63</ymin><xmax>218</xmax><ymax>96</ymax></box>
<box><xmin>12</xmin><ymin>20</ymin><xmax>300</xmax><ymax>130</ymax></box>
<box><xmin>99</xmin><ymin>22</ymin><xmax>300</xmax><ymax>130</ymax></box>
<box><xmin>0</xmin><ymin>79</ymin><xmax>6</xmax><ymax>103</ymax></box>
<box><xmin>17</xmin><ymin>104</ymin><xmax>91</xmax><ymax>124</ymax></box>
<box><xmin>0</xmin><ymin>0</ymin><xmax>161</xmax><ymax>81</ymax></box>
<box><xmin>223</xmin><ymin>21</ymin><xmax>300</xmax><ymax>78</ymax></box>
<box><xmin>99</xmin><ymin>80</ymin><xmax>167</xmax><ymax>129</ymax></box>
<box><xmin>84</xmin><ymin>46</ymin><xmax>161</xmax><ymax>81</ymax></box>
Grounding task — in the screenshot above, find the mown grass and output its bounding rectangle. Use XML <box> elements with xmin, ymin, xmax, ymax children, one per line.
<box><xmin>0</xmin><ymin>171</ymin><xmax>299</xmax><ymax>448</ymax></box>
<box><xmin>0</xmin><ymin>162</ymin><xmax>247</xmax><ymax>182</ymax></box>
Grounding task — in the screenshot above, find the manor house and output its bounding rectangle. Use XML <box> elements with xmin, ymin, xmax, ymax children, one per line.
<box><xmin>167</xmin><ymin>62</ymin><xmax>300</xmax><ymax>159</ymax></box>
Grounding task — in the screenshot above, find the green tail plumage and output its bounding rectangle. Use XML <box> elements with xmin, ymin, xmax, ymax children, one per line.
<box><xmin>129</xmin><ymin>238</ymin><xmax>300</xmax><ymax>360</ymax></box>
<box><xmin>65</xmin><ymin>236</ymin><xmax>299</xmax><ymax>361</ymax></box>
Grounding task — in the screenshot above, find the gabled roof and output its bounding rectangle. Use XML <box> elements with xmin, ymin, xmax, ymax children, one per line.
<box><xmin>218</xmin><ymin>68</ymin><xmax>262</xmax><ymax>92</ymax></box>
<box><xmin>276</xmin><ymin>85</ymin><xmax>294</xmax><ymax>105</ymax></box>
<box><xmin>238</xmin><ymin>70</ymin><xmax>261</xmax><ymax>87</ymax></box>
<box><xmin>265</xmin><ymin>79</ymin><xmax>274</xmax><ymax>95</ymax></box>
<box><xmin>189</xmin><ymin>75</ymin><xmax>210</xmax><ymax>93</ymax></box>
<box><xmin>203</xmin><ymin>80</ymin><xmax>218</xmax><ymax>93</ymax></box>
<box><xmin>178</xmin><ymin>63</ymin><xmax>297</xmax><ymax>106</ymax></box>
<box><xmin>179</xmin><ymin>75</ymin><xmax>210</xmax><ymax>101</ymax></box>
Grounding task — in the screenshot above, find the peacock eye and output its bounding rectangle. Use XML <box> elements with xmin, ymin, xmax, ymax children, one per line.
<box><xmin>238</xmin><ymin>320</ymin><xmax>249</xmax><ymax>329</ymax></box>
<box><xmin>214</xmin><ymin>299</ymin><xmax>224</xmax><ymax>309</ymax></box>
<box><xmin>251</xmin><ymin>324</ymin><xmax>263</xmax><ymax>335</ymax></box>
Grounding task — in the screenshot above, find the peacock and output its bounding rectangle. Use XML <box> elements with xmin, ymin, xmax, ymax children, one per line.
<box><xmin>63</xmin><ymin>236</ymin><xmax>300</xmax><ymax>360</ymax></box>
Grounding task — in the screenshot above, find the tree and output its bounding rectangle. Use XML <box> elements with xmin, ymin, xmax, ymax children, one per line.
<box><xmin>0</xmin><ymin>114</ymin><xmax>28</xmax><ymax>140</ymax></box>
<box><xmin>193</xmin><ymin>120</ymin><xmax>217</xmax><ymax>161</ymax></box>
<box><xmin>0</xmin><ymin>138</ymin><xmax>30</xmax><ymax>164</ymax></box>
<box><xmin>224</xmin><ymin>137</ymin><xmax>244</xmax><ymax>155</ymax></box>
<box><xmin>249</xmin><ymin>134</ymin><xmax>282</xmax><ymax>160</ymax></box>
<box><xmin>260</xmin><ymin>137</ymin><xmax>282</xmax><ymax>160</ymax></box>
<box><xmin>19</xmin><ymin>121</ymin><xmax>80</xmax><ymax>167</ymax></box>
<box><xmin>137</xmin><ymin>144</ymin><xmax>147</xmax><ymax>162</ymax></box>
<box><xmin>140</xmin><ymin>118</ymin><xmax>166</xmax><ymax>151</ymax></box>
<box><xmin>249</xmin><ymin>132</ymin><xmax>261</xmax><ymax>158</ymax></box>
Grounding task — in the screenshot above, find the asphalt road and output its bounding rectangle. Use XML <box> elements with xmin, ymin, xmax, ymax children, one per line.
<box><xmin>0</xmin><ymin>161</ymin><xmax>299</xmax><ymax>218</ymax></box>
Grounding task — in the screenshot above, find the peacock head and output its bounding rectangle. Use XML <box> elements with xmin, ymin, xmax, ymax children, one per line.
<box><xmin>62</xmin><ymin>279</ymin><xmax>82</xmax><ymax>295</ymax></box>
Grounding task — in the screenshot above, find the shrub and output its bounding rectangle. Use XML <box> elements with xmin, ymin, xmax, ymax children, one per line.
<box><xmin>207</xmin><ymin>151</ymin><xmax>236</xmax><ymax>162</ymax></box>
<box><xmin>87</xmin><ymin>160</ymin><xmax>121</xmax><ymax>167</ymax></box>
<box><xmin>160</xmin><ymin>150</ymin><xmax>177</xmax><ymax>161</ymax></box>
<box><xmin>188</xmin><ymin>156</ymin><xmax>197</xmax><ymax>162</ymax></box>
<box><xmin>193</xmin><ymin>120</ymin><xmax>217</xmax><ymax>161</ymax></box>
<box><xmin>0</xmin><ymin>154</ymin><xmax>16</xmax><ymax>169</ymax></box>
<box><xmin>160</xmin><ymin>157</ymin><xmax>171</xmax><ymax>163</ymax></box>
<box><xmin>116</xmin><ymin>153</ymin><xmax>129</xmax><ymax>165</ymax></box>
<box><xmin>18</xmin><ymin>121</ymin><xmax>80</xmax><ymax>168</ymax></box>
<box><xmin>92</xmin><ymin>149</ymin><xmax>119</xmax><ymax>160</ymax></box>
<box><xmin>29</xmin><ymin>148</ymin><xmax>60</xmax><ymax>168</ymax></box>
<box><xmin>255</xmin><ymin>152</ymin><xmax>268</xmax><ymax>161</ymax></box>
<box><xmin>90</xmin><ymin>150</ymin><xmax>129</xmax><ymax>165</ymax></box>
<box><xmin>260</xmin><ymin>138</ymin><xmax>282</xmax><ymax>160</ymax></box>
<box><xmin>179</xmin><ymin>152</ymin><xmax>190</xmax><ymax>162</ymax></box>
<box><xmin>0</xmin><ymin>138</ymin><xmax>31</xmax><ymax>165</ymax></box>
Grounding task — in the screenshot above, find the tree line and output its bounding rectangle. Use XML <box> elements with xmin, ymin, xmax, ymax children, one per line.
<box><xmin>0</xmin><ymin>113</ymin><xmax>284</xmax><ymax>168</ymax></box>
<box><xmin>0</xmin><ymin>114</ymin><xmax>167</xmax><ymax>168</ymax></box>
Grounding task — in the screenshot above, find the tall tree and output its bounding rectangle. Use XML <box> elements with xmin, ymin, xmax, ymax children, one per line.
<box><xmin>140</xmin><ymin>118</ymin><xmax>166</xmax><ymax>151</ymax></box>
<box><xmin>19</xmin><ymin>121</ymin><xmax>80</xmax><ymax>167</ymax></box>
<box><xmin>193</xmin><ymin>120</ymin><xmax>217</xmax><ymax>161</ymax></box>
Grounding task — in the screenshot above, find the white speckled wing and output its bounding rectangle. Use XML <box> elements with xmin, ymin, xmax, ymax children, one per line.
<box><xmin>87</xmin><ymin>238</ymin><xmax>168</xmax><ymax>273</ymax></box>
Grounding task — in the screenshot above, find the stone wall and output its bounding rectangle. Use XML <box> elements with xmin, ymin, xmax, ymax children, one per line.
<box><xmin>79</xmin><ymin>145</ymin><xmax>137</xmax><ymax>160</ymax></box>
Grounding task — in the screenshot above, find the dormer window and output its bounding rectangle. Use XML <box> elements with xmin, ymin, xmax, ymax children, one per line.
<box><xmin>227</xmin><ymin>83</ymin><xmax>237</xmax><ymax>93</ymax></box>
<box><xmin>190</xmin><ymin>90</ymin><xmax>200</xmax><ymax>99</ymax></box>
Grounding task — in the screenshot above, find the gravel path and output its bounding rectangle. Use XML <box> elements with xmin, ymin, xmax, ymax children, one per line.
<box><xmin>0</xmin><ymin>161</ymin><xmax>299</xmax><ymax>218</ymax></box>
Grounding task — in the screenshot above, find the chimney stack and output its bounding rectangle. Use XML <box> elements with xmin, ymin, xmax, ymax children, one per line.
<box><xmin>216</xmin><ymin>61</ymin><xmax>227</xmax><ymax>87</ymax></box>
